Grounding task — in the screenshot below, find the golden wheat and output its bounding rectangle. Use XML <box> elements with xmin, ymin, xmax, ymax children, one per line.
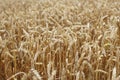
<box><xmin>0</xmin><ymin>0</ymin><xmax>120</xmax><ymax>80</ymax></box>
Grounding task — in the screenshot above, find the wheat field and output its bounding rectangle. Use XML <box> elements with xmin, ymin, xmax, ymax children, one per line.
<box><xmin>0</xmin><ymin>0</ymin><xmax>120</xmax><ymax>80</ymax></box>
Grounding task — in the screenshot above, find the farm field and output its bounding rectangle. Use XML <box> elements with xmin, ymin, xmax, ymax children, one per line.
<box><xmin>0</xmin><ymin>0</ymin><xmax>120</xmax><ymax>80</ymax></box>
